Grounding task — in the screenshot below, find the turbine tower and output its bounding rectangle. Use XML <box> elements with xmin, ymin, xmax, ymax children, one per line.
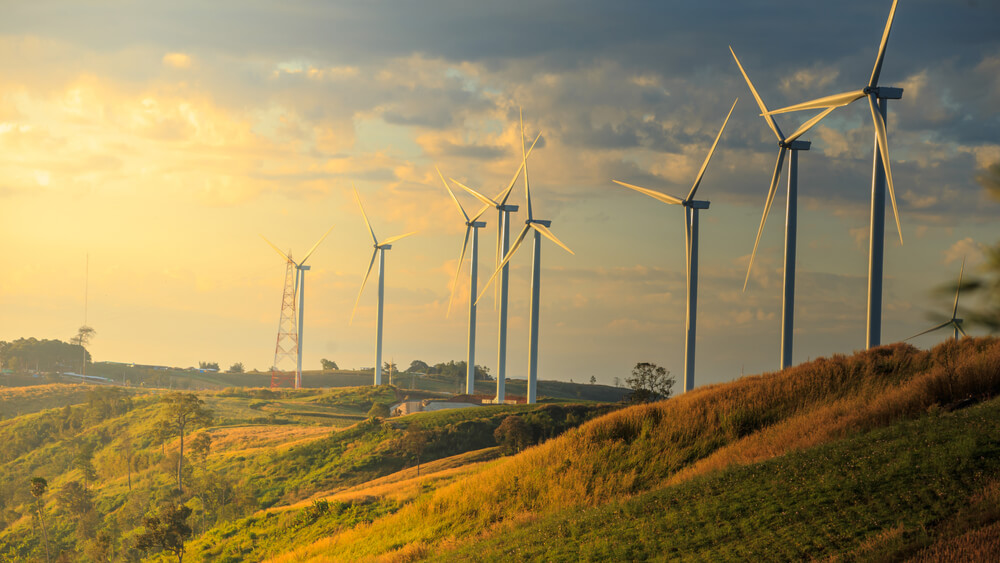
<box><xmin>765</xmin><ymin>0</ymin><xmax>904</xmax><ymax>349</ymax></box>
<box><xmin>436</xmin><ymin>166</ymin><xmax>490</xmax><ymax>394</ymax></box>
<box><xmin>450</xmin><ymin>131</ymin><xmax>541</xmax><ymax>403</ymax></box>
<box><xmin>731</xmin><ymin>46</ymin><xmax>836</xmax><ymax>370</ymax></box>
<box><xmin>906</xmin><ymin>259</ymin><xmax>968</xmax><ymax>342</ymax></box>
<box><xmin>478</xmin><ymin>110</ymin><xmax>574</xmax><ymax>404</ymax></box>
<box><xmin>612</xmin><ymin>99</ymin><xmax>737</xmax><ymax>393</ymax></box>
<box><xmin>262</xmin><ymin>225</ymin><xmax>334</xmax><ymax>388</ymax></box>
<box><xmin>350</xmin><ymin>187</ymin><xmax>416</xmax><ymax>386</ymax></box>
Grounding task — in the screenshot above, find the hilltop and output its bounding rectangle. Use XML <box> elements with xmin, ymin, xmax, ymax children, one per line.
<box><xmin>0</xmin><ymin>338</ymin><xmax>998</xmax><ymax>561</ymax></box>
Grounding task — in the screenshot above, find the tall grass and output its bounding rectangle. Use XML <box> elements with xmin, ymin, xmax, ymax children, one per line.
<box><xmin>287</xmin><ymin>338</ymin><xmax>1000</xmax><ymax>561</ymax></box>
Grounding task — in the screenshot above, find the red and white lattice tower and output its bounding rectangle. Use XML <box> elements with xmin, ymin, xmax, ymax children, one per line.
<box><xmin>270</xmin><ymin>258</ymin><xmax>298</xmax><ymax>389</ymax></box>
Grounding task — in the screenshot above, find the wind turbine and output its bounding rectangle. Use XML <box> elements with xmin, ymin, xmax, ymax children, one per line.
<box><xmin>436</xmin><ymin>166</ymin><xmax>490</xmax><ymax>395</ymax></box>
<box><xmin>906</xmin><ymin>259</ymin><xmax>968</xmax><ymax>342</ymax></box>
<box><xmin>450</xmin><ymin>131</ymin><xmax>541</xmax><ymax>403</ymax></box>
<box><xmin>476</xmin><ymin>110</ymin><xmax>574</xmax><ymax>404</ymax></box>
<box><xmin>731</xmin><ymin>46</ymin><xmax>837</xmax><ymax>370</ymax></box>
<box><xmin>612</xmin><ymin>99</ymin><xmax>738</xmax><ymax>394</ymax></box>
<box><xmin>765</xmin><ymin>0</ymin><xmax>904</xmax><ymax>349</ymax></box>
<box><xmin>261</xmin><ymin>224</ymin><xmax>335</xmax><ymax>388</ymax></box>
<box><xmin>350</xmin><ymin>187</ymin><xmax>417</xmax><ymax>386</ymax></box>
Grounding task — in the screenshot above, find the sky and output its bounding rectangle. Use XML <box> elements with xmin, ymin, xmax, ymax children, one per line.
<box><xmin>1</xmin><ymin>0</ymin><xmax>999</xmax><ymax>388</ymax></box>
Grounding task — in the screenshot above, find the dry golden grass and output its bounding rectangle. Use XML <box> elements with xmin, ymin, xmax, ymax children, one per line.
<box><xmin>907</xmin><ymin>521</ymin><xmax>1000</xmax><ymax>562</ymax></box>
<box><xmin>207</xmin><ymin>425</ymin><xmax>331</xmax><ymax>454</ymax></box>
<box><xmin>275</xmin><ymin>338</ymin><xmax>1000</xmax><ymax>562</ymax></box>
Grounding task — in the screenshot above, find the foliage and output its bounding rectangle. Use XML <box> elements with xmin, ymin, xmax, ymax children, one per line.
<box><xmin>625</xmin><ymin>362</ymin><xmax>674</xmax><ymax>402</ymax></box>
<box><xmin>135</xmin><ymin>503</ymin><xmax>193</xmax><ymax>563</ymax></box>
<box><xmin>197</xmin><ymin>362</ymin><xmax>219</xmax><ymax>371</ymax></box>
<box><xmin>367</xmin><ymin>402</ymin><xmax>390</xmax><ymax>420</ymax></box>
<box><xmin>159</xmin><ymin>393</ymin><xmax>213</xmax><ymax>492</ymax></box>
<box><xmin>320</xmin><ymin>359</ymin><xmax>339</xmax><ymax>371</ymax></box>
<box><xmin>494</xmin><ymin>415</ymin><xmax>531</xmax><ymax>454</ymax></box>
<box><xmin>406</xmin><ymin>360</ymin><xmax>429</xmax><ymax>373</ymax></box>
<box><xmin>188</xmin><ymin>432</ymin><xmax>211</xmax><ymax>463</ymax></box>
<box><xmin>226</xmin><ymin>363</ymin><xmax>244</xmax><ymax>374</ymax></box>
<box><xmin>0</xmin><ymin>338</ymin><xmax>90</xmax><ymax>372</ymax></box>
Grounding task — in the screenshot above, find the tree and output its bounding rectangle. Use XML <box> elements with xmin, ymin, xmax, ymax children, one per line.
<box><xmin>71</xmin><ymin>326</ymin><xmax>96</xmax><ymax>374</ymax></box>
<box><xmin>406</xmin><ymin>360</ymin><xmax>430</xmax><ymax>373</ymax></box>
<box><xmin>494</xmin><ymin>415</ymin><xmax>532</xmax><ymax>455</ymax></box>
<box><xmin>589</xmin><ymin>375</ymin><xmax>597</xmax><ymax>385</ymax></box>
<box><xmin>159</xmin><ymin>393</ymin><xmax>213</xmax><ymax>493</ymax></box>
<box><xmin>614</xmin><ymin>376</ymin><xmax>621</xmax><ymax>388</ymax></box>
<box><xmin>135</xmin><ymin>503</ymin><xmax>193</xmax><ymax>563</ymax></box>
<box><xmin>367</xmin><ymin>402</ymin><xmax>390</xmax><ymax>419</ymax></box>
<box><xmin>320</xmin><ymin>358</ymin><xmax>339</xmax><ymax>371</ymax></box>
<box><xmin>30</xmin><ymin>477</ymin><xmax>51</xmax><ymax>563</ymax></box>
<box><xmin>403</xmin><ymin>425</ymin><xmax>430</xmax><ymax>476</ymax></box>
<box><xmin>188</xmin><ymin>432</ymin><xmax>212</xmax><ymax>463</ymax></box>
<box><xmin>227</xmin><ymin>362</ymin><xmax>244</xmax><ymax>373</ymax></box>
<box><xmin>197</xmin><ymin>362</ymin><xmax>219</xmax><ymax>371</ymax></box>
<box><xmin>383</xmin><ymin>361</ymin><xmax>398</xmax><ymax>375</ymax></box>
<box><xmin>625</xmin><ymin>362</ymin><xmax>674</xmax><ymax>403</ymax></box>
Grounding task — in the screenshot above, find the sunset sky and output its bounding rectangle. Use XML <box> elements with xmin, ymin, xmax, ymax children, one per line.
<box><xmin>1</xmin><ymin>0</ymin><xmax>998</xmax><ymax>387</ymax></box>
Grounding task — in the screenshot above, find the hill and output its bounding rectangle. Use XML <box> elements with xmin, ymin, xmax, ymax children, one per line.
<box><xmin>261</xmin><ymin>338</ymin><xmax>1000</xmax><ymax>561</ymax></box>
<box><xmin>2</xmin><ymin>338</ymin><xmax>998</xmax><ymax>561</ymax></box>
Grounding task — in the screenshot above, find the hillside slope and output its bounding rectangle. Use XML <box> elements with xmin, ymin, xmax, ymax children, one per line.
<box><xmin>269</xmin><ymin>338</ymin><xmax>1000</xmax><ymax>561</ymax></box>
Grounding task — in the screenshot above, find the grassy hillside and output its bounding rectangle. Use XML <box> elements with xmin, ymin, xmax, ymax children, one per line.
<box><xmin>0</xmin><ymin>381</ymin><xmax>613</xmax><ymax>561</ymax></box>
<box><xmin>265</xmin><ymin>338</ymin><xmax>1000</xmax><ymax>561</ymax></box>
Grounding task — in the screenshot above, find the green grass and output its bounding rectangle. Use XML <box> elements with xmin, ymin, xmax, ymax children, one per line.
<box><xmin>437</xmin><ymin>398</ymin><xmax>1000</xmax><ymax>561</ymax></box>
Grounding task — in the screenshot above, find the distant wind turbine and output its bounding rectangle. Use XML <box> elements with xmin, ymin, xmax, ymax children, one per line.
<box><xmin>730</xmin><ymin>46</ymin><xmax>836</xmax><ymax>370</ymax></box>
<box><xmin>350</xmin><ymin>187</ymin><xmax>417</xmax><ymax>386</ymax></box>
<box><xmin>612</xmin><ymin>99</ymin><xmax>738</xmax><ymax>393</ymax></box>
<box><xmin>906</xmin><ymin>259</ymin><xmax>968</xmax><ymax>341</ymax></box>
<box><xmin>450</xmin><ymin>130</ymin><xmax>541</xmax><ymax>403</ymax></box>
<box><xmin>261</xmin><ymin>224</ymin><xmax>335</xmax><ymax>388</ymax></box>
<box><xmin>436</xmin><ymin>166</ymin><xmax>490</xmax><ymax>394</ymax></box>
<box><xmin>477</xmin><ymin>110</ymin><xmax>574</xmax><ymax>404</ymax></box>
<box><xmin>765</xmin><ymin>0</ymin><xmax>904</xmax><ymax>349</ymax></box>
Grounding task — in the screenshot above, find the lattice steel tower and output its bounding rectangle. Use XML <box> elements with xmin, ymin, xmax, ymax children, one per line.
<box><xmin>271</xmin><ymin>258</ymin><xmax>299</xmax><ymax>389</ymax></box>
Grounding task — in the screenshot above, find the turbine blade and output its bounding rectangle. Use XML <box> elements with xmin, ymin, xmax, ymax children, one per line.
<box><xmin>953</xmin><ymin>257</ymin><xmax>966</xmax><ymax>319</ymax></box>
<box><xmin>496</xmin><ymin>131</ymin><xmax>541</xmax><ymax>206</ymax></box>
<box><xmin>438</xmin><ymin>166</ymin><xmax>469</xmax><ymax>223</ymax></box>
<box><xmin>612</xmin><ymin>180</ymin><xmax>683</xmax><ymax>205</ymax></box>
<box><xmin>299</xmin><ymin>223</ymin><xmax>335</xmax><ymax>265</ymax></box>
<box><xmin>785</xmin><ymin>106</ymin><xmax>838</xmax><ymax>143</ymax></box>
<box><xmin>687</xmin><ymin>98</ymin><xmax>738</xmax><ymax>202</ymax></box>
<box><xmin>520</xmin><ymin>107</ymin><xmax>533</xmax><ymax>221</ymax></box>
<box><xmin>380</xmin><ymin>231</ymin><xmax>418</xmax><ymax>246</ymax></box>
<box><xmin>533</xmin><ymin>223</ymin><xmax>574</xmax><ymax>255</ymax></box>
<box><xmin>353</xmin><ymin>186</ymin><xmax>379</xmax><ymax>245</ymax></box>
<box><xmin>260</xmin><ymin>234</ymin><xmax>292</xmax><ymax>263</ymax></box>
<box><xmin>869</xmin><ymin>0</ymin><xmax>899</xmax><ymax>88</ymax></box>
<box><xmin>744</xmin><ymin>147</ymin><xmax>787</xmax><ymax>292</ymax></box>
<box><xmin>766</xmin><ymin>90</ymin><xmax>865</xmax><ymax>116</ymax></box>
<box><xmin>956</xmin><ymin>321</ymin><xmax>968</xmax><ymax>338</ymax></box>
<box><xmin>904</xmin><ymin>320</ymin><xmax>953</xmax><ymax>341</ymax></box>
<box><xmin>447</xmin><ymin>226</ymin><xmax>472</xmax><ymax>318</ymax></box>
<box><xmin>469</xmin><ymin>202</ymin><xmax>490</xmax><ymax>223</ymax></box>
<box><xmin>729</xmin><ymin>46</ymin><xmax>782</xmax><ymax>141</ymax></box>
<box><xmin>868</xmin><ymin>93</ymin><xmax>902</xmax><ymax>245</ymax></box>
<box><xmin>476</xmin><ymin>224</ymin><xmax>530</xmax><ymax>306</ymax></box>
<box><xmin>350</xmin><ymin>249</ymin><xmax>379</xmax><ymax>325</ymax></box>
<box><xmin>452</xmin><ymin>178</ymin><xmax>498</xmax><ymax>208</ymax></box>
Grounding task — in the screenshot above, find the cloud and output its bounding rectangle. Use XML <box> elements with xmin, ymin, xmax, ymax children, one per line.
<box><xmin>943</xmin><ymin>237</ymin><xmax>987</xmax><ymax>266</ymax></box>
<box><xmin>162</xmin><ymin>52</ymin><xmax>192</xmax><ymax>68</ymax></box>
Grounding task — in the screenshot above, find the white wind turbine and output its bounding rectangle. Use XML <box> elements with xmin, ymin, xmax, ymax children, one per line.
<box><xmin>350</xmin><ymin>187</ymin><xmax>417</xmax><ymax>386</ymax></box>
<box><xmin>261</xmin><ymin>225</ymin><xmax>335</xmax><ymax>388</ymax></box>
<box><xmin>906</xmin><ymin>259</ymin><xmax>968</xmax><ymax>342</ymax></box>
<box><xmin>477</xmin><ymin>111</ymin><xmax>574</xmax><ymax>404</ymax></box>
<box><xmin>765</xmin><ymin>0</ymin><xmax>904</xmax><ymax>349</ymax></box>
<box><xmin>612</xmin><ymin>99</ymin><xmax>737</xmax><ymax>394</ymax></box>
<box><xmin>450</xmin><ymin>131</ymin><xmax>541</xmax><ymax>403</ymax></box>
<box><xmin>436</xmin><ymin>166</ymin><xmax>490</xmax><ymax>395</ymax></box>
<box><xmin>731</xmin><ymin>46</ymin><xmax>837</xmax><ymax>370</ymax></box>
